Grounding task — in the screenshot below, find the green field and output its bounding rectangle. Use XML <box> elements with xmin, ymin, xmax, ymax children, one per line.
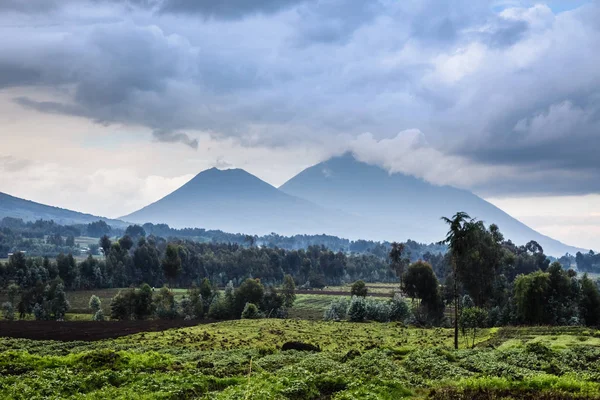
<box><xmin>1</xmin><ymin>321</ymin><xmax>600</xmax><ymax>399</ymax></box>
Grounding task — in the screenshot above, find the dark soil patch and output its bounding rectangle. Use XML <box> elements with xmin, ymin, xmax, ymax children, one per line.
<box><xmin>0</xmin><ymin>320</ymin><xmax>210</xmax><ymax>341</ymax></box>
<box><xmin>295</xmin><ymin>290</ymin><xmax>391</xmax><ymax>298</ymax></box>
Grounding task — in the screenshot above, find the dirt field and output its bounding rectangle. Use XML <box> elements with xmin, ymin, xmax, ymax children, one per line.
<box><xmin>0</xmin><ymin>320</ymin><xmax>209</xmax><ymax>341</ymax></box>
<box><xmin>294</xmin><ymin>289</ymin><xmax>393</xmax><ymax>297</ymax></box>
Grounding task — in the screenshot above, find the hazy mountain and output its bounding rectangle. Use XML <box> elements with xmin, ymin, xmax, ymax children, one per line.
<box><xmin>0</xmin><ymin>192</ymin><xmax>127</xmax><ymax>227</ymax></box>
<box><xmin>280</xmin><ymin>153</ymin><xmax>584</xmax><ymax>256</ymax></box>
<box><xmin>122</xmin><ymin>167</ymin><xmax>358</xmax><ymax>237</ymax></box>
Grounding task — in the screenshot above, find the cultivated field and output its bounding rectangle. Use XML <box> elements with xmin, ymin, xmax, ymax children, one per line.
<box><xmin>1</xmin><ymin>321</ymin><xmax>600</xmax><ymax>399</ymax></box>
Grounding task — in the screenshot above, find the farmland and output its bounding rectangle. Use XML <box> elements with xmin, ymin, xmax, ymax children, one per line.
<box><xmin>1</xmin><ymin>321</ymin><xmax>600</xmax><ymax>399</ymax></box>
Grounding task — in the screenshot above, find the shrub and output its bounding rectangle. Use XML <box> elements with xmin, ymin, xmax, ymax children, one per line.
<box><xmin>93</xmin><ymin>309</ymin><xmax>105</xmax><ymax>321</ymax></box>
<box><xmin>2</xmin><ymin>301</ymin><xmax>14</xmax><ymax>321</ymax></box>
<box><xmin>241</xmin><ymin>303</ymin><xmax>261</xmax><ymax>319</ymax></box>
<box><xmin>33</xmin><ymin>303</ymin><xmax>48</xmax><ymax>320</ymax></box>
<box><xmin>389</xmin><ymin>295</ymin><xmax>411</xmax><ymax>322</ymax></box>
<box><xmin>207</xmin><ymin>293</ymin><xmax>231</xmax><ymax>320</ymax></box>
<box><xmin>110</xmin><ymin>291</ymin><xmax>132</xmax><ymax>320</ymax></box>
<box><xmin>88</xmin><ymin>295</ymin><xmax>101</xmax><ymax>314</ymax></box>
<box><xmin>323</xmin><ymin>297</ymin><xmax>349</xmax><ymax>321</ymax></box>
<box><xmin>154</xmin><ymin>287</ymin><xmax>178</xmax><ymax>320</ymax></box>
<box><xmin>365</xmin><ymin>298</ymin><xmax>391</xmax><ymax>322</ymax></box>
<box><xmin>351</xmin><ymin>280</ymin><xmax>368</xmax><ymax>297</ymax></box>
<box><xmin>347</xmin><ymin>296</ymin><xmax>367</xmax><ymax>322</ymax></box>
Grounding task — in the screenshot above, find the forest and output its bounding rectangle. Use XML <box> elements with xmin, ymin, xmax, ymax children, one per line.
<box><xmin>1</xmin><ymin>213</ymin><xmax>599</xmax><ymax>330</ymax></box>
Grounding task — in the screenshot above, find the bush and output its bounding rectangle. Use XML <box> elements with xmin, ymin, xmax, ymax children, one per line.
<box><xmin>88</xmin><ymin>295</ymin><xmax>101</xmax><ymax>313</ymax></box>
<box><xmin>154</xmin><ymin>287</ymin><xmax>178</xmax><ymax>320</ymax></box>
<box><xmin>2</xmin><ymin>301</ymin><xmax>14</xmax><ymax>321</ymax></box>
<box><xmin>323</xmin><ymin>297</ymin><xmax>349</xmax><ymax>321</ymax></box>
<box><xmin>93</xmin><ymin>309</ymin><xmax>105</xmax><ymax>321</ymax></box>
<box><xmin>241</xmin><ymin>303</ymin><xmax>261</xmax><ymax>319</ymax></box>
<box><xmin>365</xmin><ymin>298</ymin><xmax>390</xmax><ymax>322</ymax></box>
<box><xmin>389</xmin><ymin>295</ymin><xmax>411</xmax><ymax>322</ymax></box>
<box><xmin>207</xmin><ymin>293</ymin><xmax>231</xmax><ymax>320</ymax></box>
<box><xmin>33</xmin><ymin>303</ymin><xmax>48</xmax><ymax>320</ymax></box>
<box><xmin>351</xmin><ymin>280</ymin><xmax>368</xmax><ymax>297</ymax></box>
<box><xmin>347</xmin><ymin>296</ymin><xmax>367</xmax><ymax>322</ymax></box>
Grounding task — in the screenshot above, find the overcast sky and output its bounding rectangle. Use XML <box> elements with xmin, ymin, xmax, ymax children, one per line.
<box><xmin>0</xmin><ymin>0</ymin><xmax>599</xmax><ymax>249</ymax></box>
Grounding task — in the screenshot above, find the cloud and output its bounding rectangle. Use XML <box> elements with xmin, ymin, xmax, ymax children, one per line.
<box><xmin>1</xmin><ymin>0</ymin><xmax>600</xmax><ymax>196</ymax></box>
<box><xmin>159</xmin><ymin>0</ymin><xmax>310</xmax><ymax>19</ymax></box>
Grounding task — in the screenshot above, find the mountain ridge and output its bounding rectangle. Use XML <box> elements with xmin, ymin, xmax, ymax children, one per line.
<box><xmin>0</xmin><ymin>191</ymin><xmax>128</xmax><ymax>227</ymax></box>
<box><xmin>280</xmin><ymin>153</ymin><xmax>584</xmax><ymax>256</ymax></box>
<box><xmin>121</xmin><ymin>167</ymin><xmax>360</xmax><ymax>237</ymax></box>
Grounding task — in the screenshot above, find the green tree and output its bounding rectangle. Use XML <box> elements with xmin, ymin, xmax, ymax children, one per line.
<box><xmin>154</xmin><ymin>286</ymin><xmax>177</xmax><ymax>319</ymax></box>
<box><xmin>347</xmin><ymin>296</ymin><xmax>367</xmax><ymax>322</ymax></box>
<box><xmin>135</xmin><ymin>284</ymin><xmax>154</xmax><ymax>320</ymax></box>
<box><xmin>119</xmin><ymin>235</ymin><xmax>134</xmax><ymax>251</ymax></box>
<box><xmin>125</xmin><ymin>225</ymin><xmax>146</xmax><ymax>239</ymax></box>
<box><xmin>87</xmin><ymin>220</ymin><xmax>111</xmax><ymax>238</ymax></box>
<box><xmin>7</xmin><ymin>283</ymin><xmax>19</xmax><ymax>304</ymax></box>
<box><xmin>56</xmin><ymin>253</ymin><xmax>78</xmax><ymax>288</ymax></box>
<box><xmin>88</xmin><ymin>294</ymin><xmax>101</xmax><ymax>314</ymax></box>
<box><xmin>162</xmin><ymin>244</ymin><xmax>182</xmax><ymax>286</ymax></box>
<box><xmin>50</xmin><ymin>283</ymin><xmax>70</xmax><ymax>320</ymax></box>
<box><xmin>579</xmin><ymin>274</ymin><xmax>600</xmax><ymax>326</ymax></box>
<box><xmin>99</xmin><ymin>235</ymin><xmax>112</xmax><ymax>256</ymax></box>
<box><xmin>65</xmin><ymin>235</ymin><xmax>75</xmax><ymax>247</ymax></box>
<box><xmin>241</xmin><ymin>302</ymin><xmax>261</xmax><ymax>319</ymax></box>
<box><xmin>282</xmin><ymin>274</ymin><xmax>296</xmax><ymax>309</ymax></box>
<box><xmin>186</xmin><ymin>284</ymin><xmax>204</xmax><ymax>319</ymax></box>
<box><xmin>514</xmin><ymin>271</ymin><xmax>551</xmax><ymax>325</ymax></box>
<box><xmin>389</xmin><ymin>242</ymin><xmax>408</xmax><ymax>291</ymax></box>
<box><xmin>2</xmin><ymin>302</ymin><xmax>14</xmax><ymax>321</ymax></box>
<box><xmin>351</xmin><ymin>280</ymin><xmax>368</xmax><ymax>297</ymax></box>
<box><xmin>460</xmin><ymin>307</ymin><xmax>488</xmax><ymax>348</ymax></box>
<box><xmin>441</xmin><ymin>211</ymin><xmax>476</xmax><ymax>349</ymax></box>
<box><xmin>403</xmin><ymin>260</ymin><xmax>444</xmax><ymax>322</ymax></box>
<box><xmin>234</xmin><ymin>278</ymin><xmax>265</xmax><ymax>316</ymax></box>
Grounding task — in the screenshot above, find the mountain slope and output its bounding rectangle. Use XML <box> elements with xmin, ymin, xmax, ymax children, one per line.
<box><xmin>280</xmin><ymin>153</ymin><xmax>584</xmax><ymax>256</ymax></box>
<box><xmin>122</xmin><ymin>168</ymin><xmax>358</xmax><ymax>237</ymax></box>
<box><xmin>0</xmin><ymin>192</ymin><xmax>128</xmax><ymax>227</ymax></box>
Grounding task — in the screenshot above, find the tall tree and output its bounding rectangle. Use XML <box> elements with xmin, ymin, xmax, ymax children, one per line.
<box><xmin>99</xmin><ymin>235</ymin><xmax>112</xmax><ymax>256</ymax></box>
<box><xmin>441</xmin><ymin>211</ymin><xmax>476</xmax><ymax>349</ymax></box>
<box><xmin>389</xmin><ymin>242</ymin><xmax>408</xmax><ymax>291</ymax></box>
<box><xmin>162</xmin><ymin>244</ymin><xmax>182</xmax><ymax>286</ymax></box>
<box><xmin>281</xmin><ymin>274</ymin><xmax>296</xmax><ymax>309</ymax></box>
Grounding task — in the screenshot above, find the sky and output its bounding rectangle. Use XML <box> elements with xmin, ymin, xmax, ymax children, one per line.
<box><xmin>0</xmin><ymin>0</ymin><xmax>599</xmax><ymax>249</ymax></box>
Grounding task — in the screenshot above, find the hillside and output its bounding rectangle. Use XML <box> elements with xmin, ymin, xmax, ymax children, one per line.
<box><xmin>122</xmin><ymin>167</ymin><xmax>359</xmax><ymax>237</ymax></box>
<box><xmin>0</xmin><ymin>192</ymin><xmax>128</xmax><ymax>227</ymax></box>
<box><xmin>280</xmin><ymin>153</ymin><xmax>584</xmax><ymax>256</ymax></box>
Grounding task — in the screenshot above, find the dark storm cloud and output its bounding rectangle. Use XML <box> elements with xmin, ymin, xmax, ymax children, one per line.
<box><xmin>159</xmin><ymin>0</ymin><xmax>310</xmax><ymax>19</ymax></box>
<box><xmin>2</xmin><ymin>0</ymin><xmax>600</xmax><ymax>195</ymax></box>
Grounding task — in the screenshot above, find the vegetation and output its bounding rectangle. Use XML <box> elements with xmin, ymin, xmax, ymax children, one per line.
<box><xmin>1</xmin><ymin>321</ymin><xmax>600</xmax><ymax>399</ymax></box>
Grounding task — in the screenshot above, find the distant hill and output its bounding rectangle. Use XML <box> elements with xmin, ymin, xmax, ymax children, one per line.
<box><xmin>280</xmin><ymin>153</ymin><xmax>584</xmax><ymax>256</ymax></box>
<box><xmin>0</xmin><ymin>192</ymin><xmax>128</xmax><ymax>227</ymax></box>
<box><xmin>122</xmin><ymin>168</ymin><xmax>359</xmax><ymax>237</ymax></box>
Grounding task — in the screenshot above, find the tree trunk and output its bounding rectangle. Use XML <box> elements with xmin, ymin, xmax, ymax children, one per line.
<box><xmin>453</xmin><ymin>257</ymin><xmax>459</xmax><ymax>350</ymax></box>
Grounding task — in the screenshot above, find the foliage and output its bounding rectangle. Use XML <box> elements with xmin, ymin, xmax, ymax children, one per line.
<box><xmin>1</xmin><ymin>321</ymin><xmax>600</xmax><ymax>399</ymax></box>
<box><xmin>323</xmin><ymin>297</ymin><xmax>349</xmax><ymax>321</ymax></box>
<box><xmin>460</xmin><ymin>307</ymin><xmax>488</xmax><ymax>348</ymax></box>
<box><xmin>88</xmin><ymin>295</ymin><xmax>101</xmax><ymax>313</ymax></box>
<box><xmin>282</xmin><ymin>274</ymin><xmax>296</xmax><ymax>308</ymax></box>
<box><xmin>153</xmin><ymin>286</ymin><xmax>178</xmax><ymax>320</ymax></box>
<box><xmin>347</xmin><ymin>296</ymin><xmax>367</xmax><ymax>322</ymax></box>
<box><xmin>2</xmin><ymin>301</ymin><xmax>14</xmax><ymax>320</ymax></box>
<box><xmin>241</xmin><ymin>302</ymin><xmax>261</xmax><ymax>319</ymax></box>
<box><xmin>350</xmin><ymin>280</ymin><xmax>368</xmax><ymax>297</ymax></box>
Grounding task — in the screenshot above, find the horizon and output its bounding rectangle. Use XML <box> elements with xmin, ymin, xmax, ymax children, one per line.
<box><xmin>1</xmin><ymin>1</ymin><xmax>599</xmax><ymax>249</ymax></box>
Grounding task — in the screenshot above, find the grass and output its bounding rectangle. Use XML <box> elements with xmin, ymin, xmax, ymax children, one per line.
<box><xmin>1</xmin><ymin>321</ymin><xmax>600</xmax><ymax>399</ymax></box>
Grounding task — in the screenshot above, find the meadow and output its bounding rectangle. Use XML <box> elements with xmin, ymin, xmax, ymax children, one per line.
<box><xmin>1</xmin><ymin>320</ymin><xmax>600</xmax><ymax>399</ymax></box>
